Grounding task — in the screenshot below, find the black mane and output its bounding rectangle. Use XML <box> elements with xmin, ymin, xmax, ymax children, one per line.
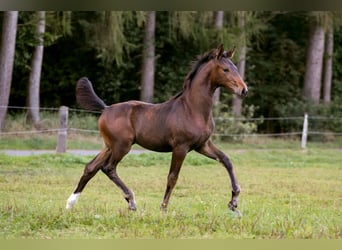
<box><xmin>183</xmin><ymin>48</ymin><xmax>217</xmax><ymax>89</ymax></box>
<box><xmin>170</xmin><ymin>48</ymin><xmax>221</xmax><ymax>100</ymax></box>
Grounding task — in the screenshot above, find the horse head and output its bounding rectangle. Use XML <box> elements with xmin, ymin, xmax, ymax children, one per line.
<box><xmin>211</xmin><ymin>44</ymin><xmax>248</xmax><ymax>98</ymax></box>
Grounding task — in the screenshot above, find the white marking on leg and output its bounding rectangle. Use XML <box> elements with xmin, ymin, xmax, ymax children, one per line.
<box><xmin>132</xmin><ymin>190</ymin><xmax>136</xmax><ymax>205</ymax></box>
<box><xmin>66</xmin><ymin>192</ymin><xmax>81</xmax><ymax>209</ymax></box>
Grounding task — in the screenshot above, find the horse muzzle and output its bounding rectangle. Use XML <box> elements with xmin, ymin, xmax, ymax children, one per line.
<box><xmin>238</xmin><ymin>87</ymin><xmax>248</xmax><ymax>98</ymax></box>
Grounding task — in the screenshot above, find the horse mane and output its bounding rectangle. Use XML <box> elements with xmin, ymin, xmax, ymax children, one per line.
<box><xmin>169</xmin><ymin>48</ymin><xmax>218</xmax><ymax>101</ymax></box>
<box><xmin>183</xmin><ymin>48</ymin><xmax>217</xmax><ymax>90</ymax></box>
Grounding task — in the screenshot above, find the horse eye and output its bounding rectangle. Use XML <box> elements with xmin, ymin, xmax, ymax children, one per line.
<box><xmin>223</xmin><ymin>68</ymin><xmax>229</xmax><ymax>73</ymax></box>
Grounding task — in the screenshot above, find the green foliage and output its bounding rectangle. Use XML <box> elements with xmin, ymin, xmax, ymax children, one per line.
<box><xmin>6</xmin><ymin>11</ymin><xmax>342</xmax><ymax>135</ymax></box>
<box><xmin>270</xmin><ymin>98</ymin><xmax>342</xmax><ymax>140</ymax></box>
<box><xmin>68</xmin><ymin>112</ymin><xmax>98</xmax><ymax>130</ymax></box>
<box><xmin>244</xmin><ymin>12</ymin><xmax>308</xmax><ymax>133</ymax></box>
<box><xmin>213</xmin><ymin>101</ymin><xmax>259</xmax><ymax>142</ymax></box>
<box><xmin>78</xmin><ymin>11</ymin><xmax>145</xmax><ymax>66</ymax></box>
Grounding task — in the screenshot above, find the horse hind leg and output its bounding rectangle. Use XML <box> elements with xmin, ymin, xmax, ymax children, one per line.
<box><xmin>101</xmin><ymin>144</ymin><xmax>136</xmax><ymax>211</ymax></box>
<box><xmin>101</xmin><ymin>161</ymin><xmax>137</xmax><ymax>211</ymax></box>
<box><xmin>66</xmin><ymin>147</ymin><xmax>111</xmax><ymax>209</ymax></box>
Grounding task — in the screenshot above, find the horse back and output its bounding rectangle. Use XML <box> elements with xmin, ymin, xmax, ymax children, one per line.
<box><xmin>98</xmin><ymin>100</ymin><xmax>174</xmax><ymax>151</ymax></box>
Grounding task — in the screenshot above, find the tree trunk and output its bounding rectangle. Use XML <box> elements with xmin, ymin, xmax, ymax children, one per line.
<box><xmin>303</xmin><ymin>23</ymin><xmax>325</xmax><ymax>104</ymax></box>
<box><xmin>27</xmin><ymin>11</ymin><xmax>46</xmax><ymax>128</ymax></box>
<box><xmin>323</xmin><ymin>24</ymin><xmax>333</xmax><ymax>105</ymax></box>
<box><xmin>232</xmin><ymin>11</ymin><xmax>246</xmax><ymax>117</ymax></box>
<box><xmin>0</xmin><ymin>11</ymin><xmax>18</xmax><ymax>131</ymax></box>
<box><xmin>213</xmin><ymin>11</ymin><xmax>224</xmax><ymax>105</ymax></box>
<box><xmin>140</xmin><ymin>11</ymin><xmax>156</xmax><ymax>103</ymax></box>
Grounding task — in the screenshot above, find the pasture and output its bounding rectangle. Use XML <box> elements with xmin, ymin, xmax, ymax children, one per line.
<box><xmin>0</xmin><ymin>143</ymin><xmax>341</xmax><ymax>239</ymax></box>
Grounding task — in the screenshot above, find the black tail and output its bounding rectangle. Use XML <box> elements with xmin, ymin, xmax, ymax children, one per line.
<box><xmin>76</xmin><ymin>77</ymin><xmax>107</xmax><ymax>112</ymax></box>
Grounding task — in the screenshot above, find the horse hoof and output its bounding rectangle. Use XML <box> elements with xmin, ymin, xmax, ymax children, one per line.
<box><xmin>160</xmin><ymin>202</ymin><xmax>168</xmax><ymax>212</ymax></box>
<box><xmin>160</xmin><ymin>208</ymin><xmax>168</xmax><ymax>213</ymax></box>
<box><xmin>228</xmin><ymin>208</ymin><xmax>242</xmax><ymax>219</ymax></box>
<box><xmin>128</xmin><ymin>204</ymin><xmax>137</xmax><ymax>211</ymax></box>
<box><xmin>228</xmin><ymin>202</ymin><xmax>242</xmax><ymax>218</ymax></box>
<box><xmin>234</xmin><ymin>209</ymin><xmax>242</xmax><ymax>218</ymax></box>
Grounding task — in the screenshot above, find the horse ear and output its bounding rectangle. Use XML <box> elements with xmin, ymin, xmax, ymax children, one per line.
<box><xmin>216</xmin><ymin>44</ymin><xmax>225</xmax><ymax>59</ymax></box>
<box><xmin>226</xmin><ymin>46</ymin><xmax>236</xmax><ymax>59</ymax></box>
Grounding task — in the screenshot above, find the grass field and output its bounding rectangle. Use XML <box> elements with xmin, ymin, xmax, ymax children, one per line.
<box><xmin>0</xmin><ymin>144</ymin><xmax>341</xmax><ymax>239</ymax></box>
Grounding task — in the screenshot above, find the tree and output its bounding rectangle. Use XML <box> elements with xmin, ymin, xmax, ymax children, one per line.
<box><xmin>140</xmin><ymin>11</ymin><xmax>216</xmax><ymax>103</ymax></box>
<box><xmin>213</xmin><ymin>11</ymin><xmax>224</xmax><ymax>105</ymax></box>
<box><xmin>323</xmin><ymin>20</ymin><xmax>334</xmax><ymax>104</ymax></box>
<box><xmin>27</xmin><ymin>11</ymin><xmax>46</xmax><ymax>128</ymax></box>
<box><xmin>0</xmin><ymin>11</ymin><xmax>18</xmax><ymax>131</ymax></box>
<box><xmin>140</xmin><ymin>11</ymin><xmax>156</xmax><ymax>103</ymax></box>
<box><xmin>232</xmin><ymin>11</ymin><xmax>246</xmax><ymax>116</ymax></box>
<box><xmin>303</xmin><ymin>13</ymin><xmax>326</xmax><ymax>104</ymax></box>
<box><xmin>80</xmin><ymin>11</ymin><xmax>145</xmax><ymax>66</ymax></box>
<box><xmin>303</xmin><ymin>11</ymin><xmax>342</xmax><ymax>105</ymax></box>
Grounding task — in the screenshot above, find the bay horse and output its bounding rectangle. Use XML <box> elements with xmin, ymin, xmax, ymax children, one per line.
<box><xmin>66</xmin><ymin>45</ymin><xmax>248</xmax><ymax>216</ymax></box>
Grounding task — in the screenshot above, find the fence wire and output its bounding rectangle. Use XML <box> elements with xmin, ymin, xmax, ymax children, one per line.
<box><xmin>0</xmin><ymin>106</ymin><xmax>341</xmax><ymax>138</ymax></box>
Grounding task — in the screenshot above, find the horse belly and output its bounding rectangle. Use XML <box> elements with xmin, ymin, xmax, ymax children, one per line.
<box><xmin>137</xmin><ymin>141</ymin><xmax>173</xmax><ymax>152</ymax></box>
<box><xmin>134</xmin><ymin>125</ymin><xmax>173</xmax><ymax>152</ymax></box>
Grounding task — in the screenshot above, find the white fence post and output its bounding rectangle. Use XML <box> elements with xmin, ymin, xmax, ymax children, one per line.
<box><xmin>56</xmin><ymin>106</ymin><xmax>68</xmax><ymax>153</ymax></box>
<box><xmin>301</xmin><ymin>113</ymin><xmax>308</xmax><ymax>149</ymax></box>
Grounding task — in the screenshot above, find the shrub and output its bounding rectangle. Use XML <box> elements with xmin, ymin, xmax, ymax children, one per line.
<box><xmin>213</xmin><ymin>103</ymin><xmax>259</xmax><ymax>142</ymax></box>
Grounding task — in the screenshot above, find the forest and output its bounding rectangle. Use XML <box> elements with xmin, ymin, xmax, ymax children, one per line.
<box><xmin>0</xmin><ymin>11</ymin><xmax>341</xmax><ymax>135</ymax></box>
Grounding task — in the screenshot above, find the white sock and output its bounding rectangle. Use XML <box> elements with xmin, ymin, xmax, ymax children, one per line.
<box><xmin>66</xmin><ymin>193</ymin><xmax>80</xmax><ymax>209</ymax></box>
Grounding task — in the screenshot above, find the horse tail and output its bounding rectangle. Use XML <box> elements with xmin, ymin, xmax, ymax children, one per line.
<box><xmin>76</xmin><ymin>77</ymin><xmax>107</xmax><ymax>112</ymax></box>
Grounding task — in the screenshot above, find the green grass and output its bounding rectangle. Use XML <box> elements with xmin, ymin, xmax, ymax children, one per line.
<box><xmin>0</xmin><ymin>147</ymin><xmax>341</xmax><ymax>239</ymax></box>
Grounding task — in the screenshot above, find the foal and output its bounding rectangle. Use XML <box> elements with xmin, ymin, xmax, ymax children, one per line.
<box><xmin>66</xmin><ymin>45</ymin><xmax>248</xmax><ymax>216</ymax></box>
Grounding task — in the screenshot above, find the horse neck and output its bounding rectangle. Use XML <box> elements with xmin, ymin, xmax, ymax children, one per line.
<box><xmin>182</xmin><ymin>67</ymin><xmax>216</xmax><ymax>120</ymax></box>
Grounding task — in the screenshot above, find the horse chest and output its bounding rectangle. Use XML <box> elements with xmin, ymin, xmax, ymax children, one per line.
<box><xmin>191</xmin><ymin>119</ymin><xmax>211</xmax><ymax>134</ymax></box>
<box><xmin>192</xmin><ymin>122</ymin><xmax>213</xmax><ymax>141</ymax></box>
<box><xmin>174</xmin><ymin>116</ymin><xmax>213</xmax><ymax>145</ymax></box>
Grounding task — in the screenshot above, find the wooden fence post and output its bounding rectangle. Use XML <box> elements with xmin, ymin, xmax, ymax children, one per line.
<box><xmin>56</xmin><ymin>106</ymin><xmax>68</xmax><ymax>153</ymax></box>
<box><xmin>301</xmin><ymin>113</ymin><xmax>308</xmax><ymax>149</ymax></box>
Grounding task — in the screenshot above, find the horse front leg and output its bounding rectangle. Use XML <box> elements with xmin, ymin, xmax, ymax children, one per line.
<box><xmin>196</xmin><ymin>140</ymin><xmax>242</xmax><ymax>217</ymax></box>
<box><xmin>160</xmin><ymin>147</ymin><xmax>188</xmax><ymax>211</ymax></box>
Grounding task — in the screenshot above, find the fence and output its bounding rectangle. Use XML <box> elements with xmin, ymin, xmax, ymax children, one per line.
<box><xmin>213</xmin><ymin>113</ymin><xmax>342</xmax><ymax>146</ymax></box>
<box><xmin>0</xmin><ymin>105</ymin><xmax>341</xmax><ymax>153</ymax></box>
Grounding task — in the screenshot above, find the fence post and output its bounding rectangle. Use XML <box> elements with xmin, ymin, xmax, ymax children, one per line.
<box><xmin>301</xmin><ymin>113</ymin><xmax>308</xmax><ymax>149</ymax></box>
<box><xmin>56</xmin><ymin>106</ymin><xmax>68</xmax><ymax>153</ymax></box>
